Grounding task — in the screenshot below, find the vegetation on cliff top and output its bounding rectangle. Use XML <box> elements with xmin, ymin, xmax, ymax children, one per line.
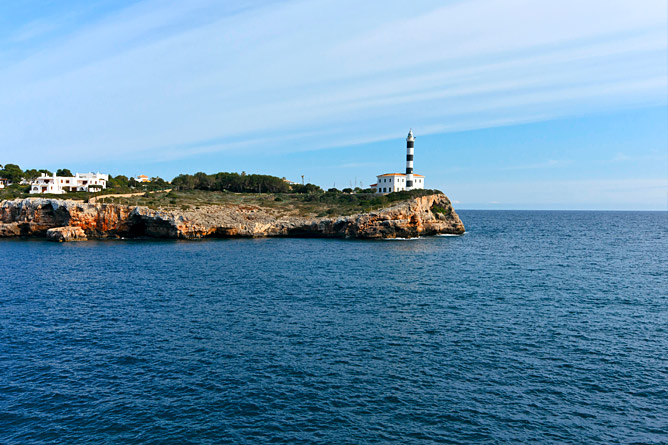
<box><xmin>1</xmin><ymin>164</ymin><xmax>446</xmax><ymax>217</ymax></box>
<box><xmin>99</xmin><ymin>189</ymin><xmax>444</xmax><ymax>217</ymax></box>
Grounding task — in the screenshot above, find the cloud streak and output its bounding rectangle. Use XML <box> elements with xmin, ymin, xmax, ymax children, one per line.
<box><xmin>0</xmin><ymin>0</ymin><xmax>666</xmax><ymax>164</ymax></box>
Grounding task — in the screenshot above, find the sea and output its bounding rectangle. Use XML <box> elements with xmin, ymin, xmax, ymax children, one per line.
<box><xmin>1</xmin><ymin>210</ymin><xmax>666</xmax><ymax>444</ymax></box>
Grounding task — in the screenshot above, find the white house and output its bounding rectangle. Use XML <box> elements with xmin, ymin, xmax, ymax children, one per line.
<box><xmin>371</xmin><ymin>173</ymin><xmax>425</xmax><ymax>194</ymax></box>
<box><xmin>371</xmin><ymin>130</ymin><xmax>426</xmax><ymax>194</ymax></box>
<box><xmin>30</xmin><ymin>172</ymin><xmax>109</xmax><ymax>194</ymax></box>
<box><xmin>135</xmin><ymin>175</ymin><xmax>150</xmax><ymax>183</ymax></box>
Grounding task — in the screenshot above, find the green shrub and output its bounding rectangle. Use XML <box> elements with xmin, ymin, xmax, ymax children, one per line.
<box><xmin>431</xmin><ymin>204</ymin><xmax>452</xmax><ymax>216</ymax></box>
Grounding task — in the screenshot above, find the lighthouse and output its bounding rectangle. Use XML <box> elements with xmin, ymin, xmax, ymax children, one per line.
<box><xmin>370</xmin><ymin>129</ymin><xmax>425</xmax><ymax>194</ymax></box>
<box><xmin>405</xmin><ymin>129</ymin><xmax>414</xmax><ymax>190</ymax></box>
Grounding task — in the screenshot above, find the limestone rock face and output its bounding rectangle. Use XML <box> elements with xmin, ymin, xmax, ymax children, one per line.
<box><xmin>0</xmin><ymin>222</ymin><xmax>21</xmax><ymax>237</ymax></box>
<box><xmin>0</xmin><ymin>198</ymin><xmax>132</xmax><ymax>238</ymax></box>
<box><xmin>0</xmin><ymin>194</ymin><xmax>465</xmax><ymax>240</ymax></box>
<box><xmin>46</xmin><ymin>226</ymin><xmax>87</xmax><ymax>242</ymax></box>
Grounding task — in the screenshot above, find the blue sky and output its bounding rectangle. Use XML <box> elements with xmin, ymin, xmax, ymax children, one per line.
<box><xmin>0</xmin><ymin>0</ymin><xmax>666</xmax><ymax>209</ymax></box>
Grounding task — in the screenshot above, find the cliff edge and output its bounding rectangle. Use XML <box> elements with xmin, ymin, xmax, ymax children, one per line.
<box><xmin>0</xmin><ymin>194</ymin><xmax>464</xmax><ymax>241</ymax></box>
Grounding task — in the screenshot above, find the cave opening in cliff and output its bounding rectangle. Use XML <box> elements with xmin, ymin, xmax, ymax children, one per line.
<box><xmin>127</xmin><ymin>218</ymin><xmax>148</xmax><ymax>238</ymax></box>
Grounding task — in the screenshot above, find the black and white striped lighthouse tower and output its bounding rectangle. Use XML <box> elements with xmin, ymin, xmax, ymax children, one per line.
<box><xmin>405</xmin><ymin>129</ymin><xmax>414</xmax><ymax>189</ymax></box>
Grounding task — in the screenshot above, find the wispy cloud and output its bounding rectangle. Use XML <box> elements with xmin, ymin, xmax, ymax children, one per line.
<box><xmin>0</xmin><ymin>0</ymin><xmax>665</xmax><ymax>164</ymax></box>
<box><xmin>338</xmin><ymin>162</ymin><xmax>376</xmax><ymax>168</ymax></box>
<box><xmin>605</xmin><ymin>152</ymin><xmax>668</xmax><ymax>163</ymax></box>
<box><xmin>500</xmin><ymin>160</ymin><xmax>573</xmax><ymax>171</ymax></box>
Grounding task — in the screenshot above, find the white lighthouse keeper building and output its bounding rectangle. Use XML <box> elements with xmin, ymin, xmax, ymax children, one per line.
<box><xmin>371</xmin><ymin>130</ymin><xmax>425</xmax><ymax>194</ymax></box>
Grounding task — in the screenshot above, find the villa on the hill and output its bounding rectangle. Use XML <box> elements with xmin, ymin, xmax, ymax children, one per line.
<box><xmin>30</xmin><ymin>172</ymin><xmax>109</xmax><ymax>194</ymax></box>
<box><xmin>371</xmin><ymin>129</ymin><xmax>425</xmax><ymax>194</ymax></box>
<box><xmin>135</xmin><ymin>175</ymin><xmax>150</xmax><ymax>183</ymax></box>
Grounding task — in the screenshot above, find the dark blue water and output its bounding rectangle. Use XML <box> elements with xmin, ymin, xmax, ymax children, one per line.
<box><xmin>1</xmin><ymin>211</ymin><xmax>666</xmax><ymax>444</ymax></box>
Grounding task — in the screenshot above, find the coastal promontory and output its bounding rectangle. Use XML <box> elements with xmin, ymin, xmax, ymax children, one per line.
<box><xmin>0</xmin><ymin>192</ymin><xmax>464</xmax><ymax>241</ymax></box>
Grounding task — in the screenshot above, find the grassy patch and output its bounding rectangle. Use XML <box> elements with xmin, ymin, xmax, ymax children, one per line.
<box><xmin>105</xmin><ymin>189</ymin><xmax>443</xmax><ymax>217</ymax></box>
<box><xmin>1</xmin><ymin>186</ymin><xmax>444</xmax><ymax>218</ymax></box>
<box><xmin>0</xmin><ymin>185</ymin><xmax>149</xmax><ymax>202</ymax></box>
<box><xmin>431</xmin><ymin>204</ymin><xmax>453</xmax><ymax>217</ymax></box>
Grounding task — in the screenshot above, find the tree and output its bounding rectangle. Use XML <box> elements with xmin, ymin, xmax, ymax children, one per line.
<box><xmin>22</xmin><ymin>169</ymin><xmax>40</xmax><ymax>181</ymax></box>
<box><xmin>38</xmin><ymin>169</ymin><xmax>52</xmax><ymax>176</ymax></box>
<box><xmin>172</xmin><ymin>174</ymin><xmax>196</xmax><ymax>190</ymax></box>
<box><xmin>0</xmin><ymin>164</ymin><xmax>23</xmax><ymax>183</ymax></box>
<box><xmin>171</xmin><ymin>171</ymin><xmax>293</xmax><ymax>193</ymax></box>
<box><xmin>107</xmin><ymin>175</ymin><xmax>129</xmax><ymax>190</ymax></box>
<box><xmin>56</xmin><ymin>168</ymin><xmax>73</xmax><ymax>177</ymax></box>
<box><xmin>292</xmin><ymin>183</ymin><xmax>323</xmax><ymax>194</ymax></box>
<box><xmin>148</xmin><ymin>177</ymin><xmax>168</xmax><ymax>190</ymax></box>
<box><xmin>194</xmin><ymin>172</ymin><xmax>213</xmax><ymax>190</ymax></box>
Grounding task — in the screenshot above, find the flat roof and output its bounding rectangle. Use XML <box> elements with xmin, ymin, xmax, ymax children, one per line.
<box><xmin>377</xmin><ymin>173</ymin><xmax>424</xmax><ymax>177</ymax></box>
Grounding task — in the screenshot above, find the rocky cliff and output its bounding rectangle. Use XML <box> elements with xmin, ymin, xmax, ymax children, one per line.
<box><xmin>0</xmin><ymin>194</ymin><xmax>465</xmax><ymax>241</ymax></box>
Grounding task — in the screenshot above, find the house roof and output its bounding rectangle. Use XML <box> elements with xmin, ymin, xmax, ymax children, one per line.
<box><xmin>377</xmin><ymin>173</ymin><xmax>424</xmax><ymax>177</ymax></box>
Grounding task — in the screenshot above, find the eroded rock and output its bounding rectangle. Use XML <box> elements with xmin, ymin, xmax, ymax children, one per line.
<box><xmin>0</xmin><ymin>194</ymin><xmax>465</xmax><ymax>240</ymax></box>
<box><xmin>0</xmin><ymin>222</ymin><xmax>21</xmax><ymax>237</ymax></box>
<box><xmin>46</xmin><ymin>226</ymin><xmax>87</xmax><ymax>242</ymax></box>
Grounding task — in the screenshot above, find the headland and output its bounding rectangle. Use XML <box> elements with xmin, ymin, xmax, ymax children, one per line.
<box><xmin>0</xmin><ymin>191</ymin><xmax>464</xmax><ymax>241</ymax></box>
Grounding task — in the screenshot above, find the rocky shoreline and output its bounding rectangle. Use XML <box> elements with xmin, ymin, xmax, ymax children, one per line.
<box><xmin>0</xmin><ymin>193</ymin><xmax>465</xmax><ymax>241</ymax></box>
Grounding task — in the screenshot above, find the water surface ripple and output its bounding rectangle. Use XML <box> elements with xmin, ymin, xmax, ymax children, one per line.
<box><xmin>1</xmin><ymin>211</ymin><xmax>667</xmax><ymax>443</ymax></box>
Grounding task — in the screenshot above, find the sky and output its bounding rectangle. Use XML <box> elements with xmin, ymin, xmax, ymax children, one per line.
<box><xmin>0</xmin><ymin>0</ymin><xmax>666</xmax><ymax>209</ymax></box>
